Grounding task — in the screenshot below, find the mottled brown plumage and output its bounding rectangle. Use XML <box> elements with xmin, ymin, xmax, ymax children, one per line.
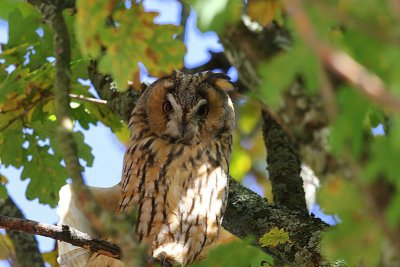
<box><xmin>118</xmin><ymin>70</ymin><xmax>235</xmax><ymax>265</ymax></box>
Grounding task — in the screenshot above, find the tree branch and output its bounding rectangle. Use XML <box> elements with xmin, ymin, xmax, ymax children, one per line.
<box><xmin>0</xmin><ymin>215</ymin><xmax>121</xmax><ymax>259</ymax></box>
<box><xmin>223</xmin><ymin>179</ymin><xmax>327</xmax><ymax>266</ymax></box>
<box><xmin>262</xmin><ymin>110</ymin><xmax>308</xmax><ymax>214</ymax></box>
<box><xmin>0</xmin><ymin>196</ymin><xmax>45</xmax><ymax>267</ymax></box>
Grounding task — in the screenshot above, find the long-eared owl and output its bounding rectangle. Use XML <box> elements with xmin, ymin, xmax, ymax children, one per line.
<box><xmin>117</xmin><ymin>70</ymin><xmax>235</xmax><ymax>265</ymax></box>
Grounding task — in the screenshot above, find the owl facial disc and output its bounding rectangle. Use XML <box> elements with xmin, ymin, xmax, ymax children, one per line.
<box><xmin>163</xmin><ymin>93</ymin><xmax>208</xmax><ymax>144</ymax></box>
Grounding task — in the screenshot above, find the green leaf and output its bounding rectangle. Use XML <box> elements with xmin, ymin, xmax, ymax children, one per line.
<box><xmin>80</xmin><ymin>101</ymin><xmax>123</xmax><ymax>132</ymax></box>
<box><xmin>73</xmin><ymin>131</ymin><xmax>94</xmax><ymax>167</ymax></box>
<box><xmin>319</xmin><ymin>177</ymin><xmax>382</xmax><ymax>266</ymax></box>
<box><xmin>70</xmin><ymin>104</ymin><xmax>98</xmax><ymax>130</ymax></box>
<box><xmin>27</xmin><ymin>24</ymin><xmax>54</xmax><ymax>71</ymax></box>
<box><xmin>259</xmin><ymin>227</ymin><xmax>290</xmax><ymax>247</ymax></box>
<box><xmin>364</xmin><ymin>118</ymin><xmax>400</xmax><ymax>225</ymax></box>
<box><xmin>0</xmin><ymin>120</ymin><xmax>25</xmax><ymax>167</ymax></box>
<box><xmin>330</xmin><ymin>87</ymin><xmax>370</xmax><ymax>158</ymax></box>
<box><xmin>22</xmin><ymin>136</ymin><xmax>68</xmax><ymax>207</ymax></box>
<box><xmin>0</xmin><ymin>0</ymin><xmax>38</xmax><ymax>20</ymax></box>
<box><xmin>385</xmin><ymin>193</ymin><xmax>400</xmax><ymax>227</ymax></box>
<box><xmin>258</xmin><ymin>51</ymin><xmax>296</xmax><ymax>108</ymax></box>
<box><xmin>190</xmin><ymin>239</ymin><xmax>272</xmax><ymax>267</ymax></box>
<box><xmin>0</xmin><ymin>174</ymin><xmax>8</xmax><ymax>200</ymax></box>
<box><xmin>7</xmin><ymin>8</ymin><xmax>41</xmax><ymax>47</ymax></box>
<box><xmin>190</xmin><ymin>0</ymin><xmax>243</xmax><ymax>33</ymax></box>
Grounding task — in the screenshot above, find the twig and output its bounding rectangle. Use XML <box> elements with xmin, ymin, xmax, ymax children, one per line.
<box><xmin>0</xmin><ymin>215</ymin><xmax>121</xmax><ymax>259</ymax></box>
<box><xmin>69</xmin><ymin>93</ymin><xmax>108</xmax><ymax>105</ymax></box>
<box><xmin>287</xmin><ymin>0</ymin><xmax>400</xmax><ymax>114</ymax></box>
<box><xmin>324</xmin><ymin>50</ymin><xmax>400</xmax><ymax>114</ymax></box>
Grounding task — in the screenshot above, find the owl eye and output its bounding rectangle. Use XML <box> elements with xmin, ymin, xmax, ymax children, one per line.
<box><xmin>197</xmin><ymin>105</ymin><xmax>209</xmax><ymax>117</ymax></box>
<box><xmin>163</xmin><ymin>101</ymin><xmax>173</xmax><ymax>113</ymax></box>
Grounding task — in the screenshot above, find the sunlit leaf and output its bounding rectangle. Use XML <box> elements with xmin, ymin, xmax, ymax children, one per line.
<box><xmin>114</xmin><ymin>123</ymin><xmax>130</xmax><ymax>146</ymax></box>
<box><xmin>230</xmin><ymin>133</ymin><xmax>252</xmax><ymax>180</ymax></box>
<box><xmin>0</xmin><ymin>233</ymin><xmax>14</xmax><ymax>261</ymax></box>
<box><xmin>248</xmin><ymin>0</ymin><xmax>281</xmax><ymax>27</ymax></box>
<box><xmin>190</xmin><ymin>0</ymin><xmax>243</xmax><ymax>33</ymax></box>
<box><xmin>259</xmin><ymin>227</ymin><xmax>290</xmax><ymax>247</ymax></box>
<box><xmin>42</xmin><ymin>244</ymin><xmax>59</xmax><ymax>267</ymax></box>
<box><xmin>191</xmin><ymin>239</ymin><xmax>272</xmax><ymax>267</ymax></box>
<box><xmin>22</xmin><ymin>135</ymin><xmax>68</xmax><ymax>207</ymax></box>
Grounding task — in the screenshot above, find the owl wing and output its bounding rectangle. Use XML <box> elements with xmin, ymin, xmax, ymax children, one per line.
<box><xmin>57</xmin><ymin>184</ymin><xmax>124</xmax><ymax>267</ymax></box>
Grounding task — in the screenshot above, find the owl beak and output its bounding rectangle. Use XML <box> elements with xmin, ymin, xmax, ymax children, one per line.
<box><xmin>179</xmin><ymin>122</ymin><xmax>188</xmax><ymax>138</ymax></box>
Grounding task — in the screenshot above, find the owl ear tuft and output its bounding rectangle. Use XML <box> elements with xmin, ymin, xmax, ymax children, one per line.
<box><xmin>205</xmin><ymin>72</ymin><xmax>236</xmax><ymax>92</ymax></box>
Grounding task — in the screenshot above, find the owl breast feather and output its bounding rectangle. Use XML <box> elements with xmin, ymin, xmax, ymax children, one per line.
<box><xmin>120</xmin><ymin>136</ymin><xmax>231</xmax><ymax>265</ymax></box>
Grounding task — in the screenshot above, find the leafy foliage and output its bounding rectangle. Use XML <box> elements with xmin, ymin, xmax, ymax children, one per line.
<box><xmin>319</xmin><ymin>177</ymin><xmax>383</xmax><ymax>266</ymax></box>
<box><xmin>75</xmin><ymin>1</ymin><xmax>185</xmax><ymax>89</ymax></box>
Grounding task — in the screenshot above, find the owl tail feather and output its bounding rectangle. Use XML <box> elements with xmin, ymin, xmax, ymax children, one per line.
<box><xmin>57</xmin><ymin>184</ymin><xmax>125</xmax><ymax>267</ymax></box>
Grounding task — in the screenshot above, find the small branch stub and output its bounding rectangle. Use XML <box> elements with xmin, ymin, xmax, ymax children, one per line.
<box><xmin>0</xmin><ymin>215</ymin><xmax>121</xmax><ymax>259</ymax></box>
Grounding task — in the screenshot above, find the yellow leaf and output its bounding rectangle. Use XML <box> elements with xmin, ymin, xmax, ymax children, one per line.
<box><xmin>248</xmin><ymin>0</ymin><xmax>281</xmax><ymax>26</ymax></box>
<box><xmin>0</xmin><ymin>174</ymin><xmax>8</xmax><ymax>184</ymax></box>
<box><xmin>0</xmin><ymin>234</ymin><xmax>15</xmax><ymax>260</ymax></box>
<box><xmin>42</xmin><ymin>244</ymin><xmax>59</xmax><ymax>267</ymax></box>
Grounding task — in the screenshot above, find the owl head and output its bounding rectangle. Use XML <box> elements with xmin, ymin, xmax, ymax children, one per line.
<box><xmin>135</xmin><ymin>71</ymin><xmax>235</xmax><ymax>145</ymax></box>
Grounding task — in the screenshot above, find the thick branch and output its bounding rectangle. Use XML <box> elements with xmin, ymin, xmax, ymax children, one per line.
<box><xmin>0</xmin><ymin>215</ymin><xmax>121</xmax><ymax>259</ymax></box>
<box><xmin>0</xmin><ymin>197</ymin><xmax>44</xmax><ymax>267</ymax></box>
<box><xmin>262</xmin><ymin>110</ymin><xmax>308</xmax><ymax>214</ymax></box>
<box><xmin>223</xmin><ymin>179</ymin><xmax>327</xmax><ymax>266</ymax></box>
